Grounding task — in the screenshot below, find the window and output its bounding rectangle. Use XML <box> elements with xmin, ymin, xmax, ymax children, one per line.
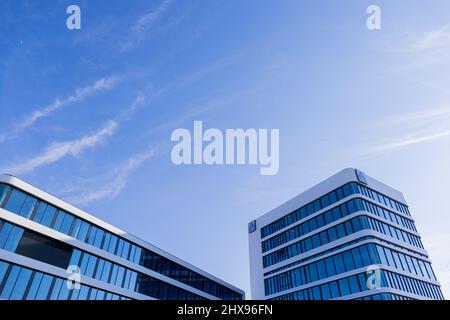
<box><xmin>304</xmin><ymin>238</ymin><xmax>313</xmax><ymax>252</ymax></box>
<box><xmin>325</xmin><ymin>257</ymin><xmax>336</xmax><ymax>277</ymax></box>
<box><xmin>319</xmin><ymin>231</ymin><xmax>328</xmax><ymax>245</ymax></box>
<box><xmin>20</xmin><ymin>196</ymin><xmax>37</xmax><ymax>219</ymax></box>
<box><xmin>77</xmin><ymin>221</ymin><xmax>90</xmax><ymax>242</ymax></box>
<box><xmin>312</xmin><ymin>234</ymin><xmax>321</xmax><ymax>249</ymax></box>
<box><xmin>348</xmin><ymin>276</ymin><xmax>360</xmax><ymax>294</ymax></box>
<box><xmin>342</xmin><ymin>251</ymin><xmax>355</xmax><ymax>272</ymax></box>
<box><xmin>0</xmin><ymin>265</ymin><xmax>20</xmax><ymax>299</ymax></box>
<box><xmin>52</xmin><ymin>211</ymin><xmax>65</xmax><ymax>231</ymax></box>
<box><xmin>332</xmin><ymin>207</ymin><xmax>341</xmax><ymax>221</ymax></box>
<box><xmin>35</xmin><ymin>274</ymin><xmax>53</xmax><ymax>300</ymax></box>
<box><xmin>376</xmin><ymin>246</ymin><xmax>388</xmax><ymax>266</ymax></box>
<box><xmin>321</xmin><ymin>195</ymin><xmax>330</xmax><ymax>208</ymax></box>
<box><xmin>26</xmin><ymin>272</ymin><xmax>44</xmax><ymax>300</ymax></box>
<box><xmin>324</xmin><ymin>211</ymin><xmax>333</xmax><ymax>224</ymax></box>
<box><xmin>338</xmin><ymin>278</ymin><xmax>351</xmax><ymax>296</ymax></box>
<box><xmin>60</xmin><ymin>213</ymin><xmax>74</xmax><ymax>235</ymax></box>
<box><xmin>15</xmin><ymin>230</ymin><xmax>73</xmax><ymax>269</ymax></box>
<box><xmin>329</xmin><ymin>281</ymin><xmax>340</xmax><ymax>298</ymax></box>
<box><xmin>334</xmin><ymin>254</ymin><xmax>345</xmax><ymax>274</ymax></box>
<box><xmin>4</xmin><ymin>189</ymin><xmax>27</xmax><ymax>216</ymax></box>
<box><xmin>352</xmin><ymin>218</ymin><xmax>362</xmax><ymax>232</ymax></box>
<box><xmin>352</xmin><ymin>247</ymin><xmax>364</xmax><ymax>268</ymax></box>
<box><xmin>309</xmin><ymin>263</ymin><xmax>319</xmax><ymax>282</ymax></box>
<box><xmin>359</xmin><ymin>246</ymin><xmax>372</xmax><ymax>266</ymax></box>
<box><xmin>321</xmin><ymin>283</ymin><xmax>331</xmax><ymax>300</ymax></box>
<box><xmin>328</xmin><ymin>228</ymin><xmax>338</xmax><ymax>242</ymax></box>
<box><xmin>41</xmin><ymin>205</ymin><xmax>57</xmax><ymax>227</ymax></box>
<box><xmin>0</xmin><ymin>184</ymin><xmax>9</xmax><ymax>205</ymax></box>
<box><xmin>336</xmin><ymin>224</ymin><xmax>346</xmax><ymax>239</ymax></box>
<box><xmin>312</xmin><ymin>286</ymin><xmax>321</xmax><ymax>300</ymax></box>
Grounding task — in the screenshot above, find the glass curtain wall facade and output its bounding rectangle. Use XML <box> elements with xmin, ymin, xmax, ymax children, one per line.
<box><xmin>248</xmin><ymin>168</ymin><xmax>443</xmax><ymax>300</ymax></box>
<box><xmin>0</xmin><ymin>175</ymin><xmax>244</xmax><ymax>300</ymax></box>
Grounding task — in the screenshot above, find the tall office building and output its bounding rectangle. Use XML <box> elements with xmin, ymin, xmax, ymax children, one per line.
<box><xmin>0</xmin><ymin>174</ymin><xmax>244</xmax><ymax>300</ymax></box>
<box><xmin>248</xmin><ymin>168</ymin><xmax>444</xmax><ymax>300</ymax></box>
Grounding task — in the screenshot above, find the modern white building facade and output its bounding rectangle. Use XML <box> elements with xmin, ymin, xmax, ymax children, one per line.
<box><xmin>0</xmin><ymin>174</ymin><xmax>244</xmax><ymax>300</ymax></box>
<box><xmin>248</xmin><ymin>168</ymin><xmax>443</xmax><ymax>300</ymax></box>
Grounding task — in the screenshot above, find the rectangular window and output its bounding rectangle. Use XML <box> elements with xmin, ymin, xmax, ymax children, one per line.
<box><xmin>26</xmin><ymin>272</ymin><xmax>43</xmax><ymax>300</ymax></box>
<box><xmin>309</xmin><ymin>263</ymin><xmax>319</xmax><ymax>282</ymax></box>
<box><xmin>348</xmin><ymin>275</ymin><xmax>360</xmax><ymax>294</ymax></box>
<box><xmin>60</xmin><ymin>213</ymin><xmax>74</xmax><ymax>235</ymax></box>
<box><xmin>359</xmin><ymin>246</ymin><xmax>372</xmax><ymax>266</ymax></box>
<box><xmin>312</xmin><ymin>234</ymin><xmax>321</xmax><ymax>249</ymax></box>
<box><xmin>304</xmin><ymin>238</ymin><xmax>313</xmax><ymax>252</ymax></box>
<box><xmin>321</xmin><ymin>195</ymin><xmax>330</xmax><ymax>209</ymax></box>
<box><xmin>20</xmin><ymin>196</ymin><xmax>37</xmax><ymax>219</ymax></box>
<box><xmin>76</xmin><ymin>221</ymin><xmax>90</xmax><ymax>242</ymax></box>
<box><xmin>15</xmin><ymin>230</ymin><xmax>73</xmax><ymax>269</ymax></box>
<box><xmin>352</xmin><ymin>247</ymin><xmax>364</xmax><ymax>268</ymax></box>
<box><xmin>329</xmin><ymin>281</ymin><xmax>340</xmax><ymax>298</ymax></box>
<box><xmin>376</xmin><ymin>246</ymin><xmax>388</xmax><ymax>266</ymax></box>
<box><xmin>324</xmin><ymin>211</ymin><xmax>333</xmax><ymax>224</ymax></box>
<box><xmin>35</xmin><ymin>274</ymin><xmax>53</xmax><ymax>300</ymax></box>
<box><xmin>52</xmin><ymin>211</ymin><xmax>65</xmax><ymax>231</ymax></box>
<box><xmin>332</xmin><ymin>207</ymin><xmax>341</xmax><ymax>221</ymax></box>
<box><xmin>336</xmin><ymin>224</ymin><xmax>346</xmax><ymax>239</ymax></box>
<box><xmin>338</xmin><ymin>278</ymin><xmax>351</xmax><ymax>296</ymax></box>
<box><xmin>4</xmin><ymin>189</ymin><xmax>27</xmax><ymax>216</ymax></box>
<box><xmin>41</xmin><ymin>205</ymin><xmax>57</xmax><ymax>227</ymax></box>
<box><xmin>325</xmin><ymin>257</ymin><xmax>336</xmax><ymax>277</ymax></box>
<box><xmin>0</xmin><ymin>184</ymin><xmax>9</xmax><ymax>205</ymax></box>
<box><xmin>1</xmin><ymin>265</ymin><xmax>21</xmax><ymax>299</ymax></box>
<box><xmin>328</xmin><ymin>228</ymin><xmax>338</xmax><ymax>242</ymax></box>
<box><xmin>312</xmin><ymin>286</ymin><xmax>321</xmax><ymax>300</ymax></box>
<box><xmin>334</xmin><ymin>254</ymin><xmax>345</xmax><ymax>274</ymax></box>
<box><xmin>317</xmin><ymin>260</ymin><xmax>327</xmax><ymax>279</ymax></box>
<box><xmin>343</xmin><ymin>251</ymin><xmax>355</xmax><ymax>272</ymax></box>
<box><xmin>302</xmin><ymin>222</ymin><xmax>310</xmax><ymax>236</ymax></box>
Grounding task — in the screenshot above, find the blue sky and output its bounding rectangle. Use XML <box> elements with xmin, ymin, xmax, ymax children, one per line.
<box><xmin>1</xmin><ymin>0</ymin><xmax>450</xmax><ymax>298</ymax></box>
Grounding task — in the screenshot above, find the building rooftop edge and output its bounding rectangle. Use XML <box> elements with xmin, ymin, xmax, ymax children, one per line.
<box><xmin>250</xmin><ymin>168</ymin><xmax>407</xmax><ymax>226</ymax></box>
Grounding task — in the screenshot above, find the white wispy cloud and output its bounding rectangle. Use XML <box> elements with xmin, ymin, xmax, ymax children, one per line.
<box><xmin>382</xmin><ymin>24</ymin><xmax>450</xmax><ymax>70</ymax></box>
<box><xmin>0</xmin><ymin>120</ymin><xmax>118</xmax><ymax>175</ymax></box>
<box><xmin>0</xmin><ymin>93</ymin><xmax>146</xmax><ymax>175</ymax></box>
<box><xmin>65</xmin><ymin>147</ymin><xmax>158</xmax><ymax>206</ymax></box>
<box><xmin>0</xmin><ymin>76</ymin><xmax>118</xmax><ymax>143</ymax></box>
<box><xmin>407</xmin><ymin>25</ymin><xmax>450</xmax><ymax>53</ymax></box>
<box><xmin>122</xmin><ymin>0</ymin><xmax>174</xmax><ymax>51</ymax></box>
<box><xmin>385</xmin><ymin>106</ymin><xmax>450</xmax><ymax>126</ymax></box>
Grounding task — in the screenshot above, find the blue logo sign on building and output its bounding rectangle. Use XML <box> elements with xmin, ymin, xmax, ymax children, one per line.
<box><xmin>355</xmin><ymin>169</ymin><xmax>368</xmax><ymax>185</ymax></box>
<box><xmin>248</xmin><ymin>220</ymin><xmax>257</xmax><ymax>234</ymax></box>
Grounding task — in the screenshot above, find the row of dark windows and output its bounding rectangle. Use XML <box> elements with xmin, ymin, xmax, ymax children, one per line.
<box><xmin>264</xmin><ymin>235</ymin><xmax>428</xmax><ymax>277</ymax></box>
<box><xmin>0</xmin><ymin>260</ymin><xmax>129</xmax><ymax>300</ymax></box>
<box><xmin>262</xmin><ymin>198</ymin><xmax>417</xmax><ymax>253</ymax></box>
<box><xmin>271</xmin><ymin>270</ymin><xmax>443</xmax><ymax>300</ymax></box>
<box><xmin>0</xmin><ymin>218</ymin><xmax>205</xmax><ymax>300</ymax></box>
<box><xmin>265</xmin><ymin>243</ymin><xmax>436</xmax><ymax>296</ymax></box>
<box><xmin>0</xmin><ymin>183</ymin><xmax>243</xmax><ymax>300</ymax></box>
<box><xmin>263</xmin><ymin>215</ymin><xmax>423</xmax><ymax>268</ymax></box>
<box><xmin>264</xmin><ymin>236</ymin><xmax>376</xmax><ymax>277</ymax></box>
<box><xmin>261</xmin><ymin>182</ymin><xmax>410</xmax><ymax>239</ymax></box>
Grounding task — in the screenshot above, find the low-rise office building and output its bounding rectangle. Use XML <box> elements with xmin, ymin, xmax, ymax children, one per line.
<box><xmin>0</xmin><ymin>174</ymin><xmax>244</xmax><ymax>300</ymax></box>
